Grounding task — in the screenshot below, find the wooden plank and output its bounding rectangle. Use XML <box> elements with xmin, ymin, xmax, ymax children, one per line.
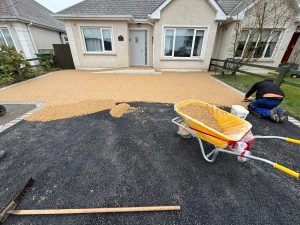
<box><xmin>210</xmin><ymin>63</ymin><xmax>224</xmax><ymax>68</ymax></box>
<box><xmin>27</xmin><ymin>58</ymin><xmax>39</xmax><ymax>61</ymax></box>
<box><xmin>211</xmin><ymin>58</ymin><xmax>226</xmax><ymax>63</ymax></box>
<box><xmin>239</xmin><ymin>62</ymin><xmax>278</xmax><ymax>70</ymax></box>
<box><xmin>211</xmin><ymin>58</ymin><xmax>277</xmax><ymax>70</ymax></box>
<box><xmin>11</xmin><ymin>206</ymin><xmax>181</xmax><ymax>215</ymax></box>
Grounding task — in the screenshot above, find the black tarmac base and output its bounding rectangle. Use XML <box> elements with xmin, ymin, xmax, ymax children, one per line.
<box><xmin>0</xmin><ymin>102</ymin><xmax>299</xmax><ymax>225</ymax></box>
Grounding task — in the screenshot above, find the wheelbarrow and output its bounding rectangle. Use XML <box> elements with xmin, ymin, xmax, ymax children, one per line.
<box><xmin>0</xmin><ymin>105</ymin><xmax>6</xmax><ymax>117</ymax></box>
<box><xmin>172</xmin><ymin>99</ymin><xmax>300</xmax><ymax>179</ymax></box>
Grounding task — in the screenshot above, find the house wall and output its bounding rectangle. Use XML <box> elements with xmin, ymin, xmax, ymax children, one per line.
<box><xmin>0</xmin><ymin>21</ymin><xmax>36</xmax><ymax>59</ymax></box>
<box><xmin>213</xmin><ymin>0</ymin><xmax>298</xmax><ymax>73</ymax></box>
<box><xmin>29</xmin><ymin>25</ymin><xmax>62</xmax><ymax>51</ymax></box>
<box><xmin>153</xmin><ymin>0</ymin><xmax>219</xmax><ymax>71</ymax></box>
<box><xmin>212</xmin><ymin>22</ymin><xmax>236</xmax><ymax>60</ymax></box>
<box><xmin>64</xmin><ymin>20</ymin><xmax>129</xmax><ymax>70</ymax></box>
<box><xmin>128</xmin><ymin>23</ymin><xmax>154</xmax><ymax>66</ymax></box>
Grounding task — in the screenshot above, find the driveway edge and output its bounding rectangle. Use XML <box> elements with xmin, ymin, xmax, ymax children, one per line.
<box><xmin>0</xmin><ymin>102</ymin><xmax>44</xmax><ymax>133</ymax></box>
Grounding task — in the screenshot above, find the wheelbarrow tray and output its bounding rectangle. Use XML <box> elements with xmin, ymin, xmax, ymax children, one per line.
<box><xmin>175</xmin><ymin>100</ymin><xmax>252</xmax><ymax>148</ymax></box>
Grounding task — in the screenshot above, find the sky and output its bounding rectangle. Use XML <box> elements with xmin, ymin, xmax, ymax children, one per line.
<box><xmin>35</xmin><ymin>0</ymin><xmax>83</xmax><ymax>13</ymax></box>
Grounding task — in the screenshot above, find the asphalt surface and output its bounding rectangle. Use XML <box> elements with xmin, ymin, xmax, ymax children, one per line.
<box><xmin>0</xmin><ymin>104</ymin><xmax>35</xmax><ymax>126</ymax></box>
<box><xmin>0</xmin><ymin>102</ymin><xmax>299</xmax><ymax>225</ymax></box>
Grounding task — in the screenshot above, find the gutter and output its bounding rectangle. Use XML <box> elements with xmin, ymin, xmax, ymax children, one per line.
<box><xmin>55</xmin><ymin>14</ymin><xmax>134</xmax><ymax>21</ymax></box>
<box><xmin>0</xmin><ymin>17</ymin><xmax>65</xmax><ymax>32</ymax></box>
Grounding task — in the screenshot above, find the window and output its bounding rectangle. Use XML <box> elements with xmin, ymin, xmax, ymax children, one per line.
<box><xmin>163</xmin><ymin>28</ymin><xmax>206</xmax><ymax>58</ymax></box>
<box><xmin>235</xmin><ymin>29</ymin><xmax>281</xmax><ymax>59</ymax></box>
<box><xmin>264</xmin><ymin>31</ymin><xmax>280</xmax><ymax>58</ymax></box>
<box><xmin>235</xmin><ymin>30</ymin><xmax>249</xmax><ymax>57</ymax></box>
<box><xmin>0</xmin><ymin>28</ymin><xmax>15</xmax><ymax>47</ymax></box>
<box><xmin>82</xmin><ymin>27</ymin><xmax>113</xmax><ymax>53</ymax></box>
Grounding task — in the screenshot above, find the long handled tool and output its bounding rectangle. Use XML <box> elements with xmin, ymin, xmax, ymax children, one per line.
<box><xmin>0</xmin><ymin>178</ymin><xmax>180</xmax><ymax>224</ymax></box>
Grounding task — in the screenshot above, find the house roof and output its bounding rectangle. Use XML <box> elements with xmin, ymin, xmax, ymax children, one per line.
<box><xmin>0</xmin><ymin>0</ymin><xmax>65</xmax><ymax>32</ymax></box>
<box><xmin>215</xmin><ymin>0</ymin><xmax>243</xmax><ymax>14</ymax></box>
<box><xmin>56</xmin><ymin>0</ymin><xmax>166</xmax><ymax>19</ymax></box>
<box><xmin>61</xmin><ymin>0</ymin><xmax>300</xmax><ymax>20</ymax></box>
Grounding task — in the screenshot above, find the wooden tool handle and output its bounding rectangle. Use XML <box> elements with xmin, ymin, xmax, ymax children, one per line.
<box><xmin>10</xmin><ymin>206</ymin><xmax>181</xmax><ymax>215</ymax></box>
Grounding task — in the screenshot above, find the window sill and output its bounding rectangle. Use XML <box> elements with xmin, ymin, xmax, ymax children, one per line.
<box><xmin>161</xmin><ymin>57</ymin><xmax>204</xmax><ymax>61</ymax></box>
<box><xmin>83</xmin><ymin>52</ymin><xmax>116</xmax><ymax>56</ymax></box>
<box><xmin>256</xmin><ymin>58</ymin><xmax>274</xmax><ymax>63</ymax></box>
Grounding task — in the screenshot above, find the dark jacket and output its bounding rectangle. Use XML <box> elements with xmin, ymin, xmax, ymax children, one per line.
<box><xmin>245</xmin><ymin>80</ymin><xmax>285</xmax><ymax>99</ymax></box>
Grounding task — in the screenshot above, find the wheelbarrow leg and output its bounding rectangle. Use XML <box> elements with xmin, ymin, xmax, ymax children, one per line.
<box><xmin>198</xmin><ymin>138</ymin><xmax>219</xmax><ymax>163</ymax></box>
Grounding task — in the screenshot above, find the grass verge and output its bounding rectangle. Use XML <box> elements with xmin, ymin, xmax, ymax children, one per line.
<box><xmin>213</xmin><ymin>74</ymin><xmax>300</xmax><ymax>120</ymax></box>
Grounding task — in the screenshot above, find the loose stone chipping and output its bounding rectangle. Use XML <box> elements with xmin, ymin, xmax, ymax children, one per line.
<box><xmin>0</xmin><ymin>70</ymin><xmax>245</xmax><ymax>121</ymax></box>
<box><xmin>109</xmin><ymin>103</ymin><xmax>136</xmax><ymax>118</ymax></box>
<box><xmin>180</xmin><ymin>103</ymin><xmax>222</xmax><ymax>132</ymax></box>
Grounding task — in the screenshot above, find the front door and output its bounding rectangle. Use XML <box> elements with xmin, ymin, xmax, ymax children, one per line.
<box><xmin>281</xmin><ymin>33</ymin><xmax>300</xmax><ymax>64</ymax></box>
<box><xmin>129</xmin><ymin>31</ymin><xmax>147</xmax><ymax>66</ymax></box>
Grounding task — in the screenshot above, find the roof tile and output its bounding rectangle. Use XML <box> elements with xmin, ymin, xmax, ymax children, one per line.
<box><xmin>0</xmin><ymin>0</ymin><xmax>65</xmax><ymax>31</ymax></box>
<box><xmin>57</xmin><ymin>0</ymin><xmax>246</xmax><ymax>19</ymax></box>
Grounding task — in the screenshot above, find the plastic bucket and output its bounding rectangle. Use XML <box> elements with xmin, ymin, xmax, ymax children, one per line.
<box><xmin>231</xmin><ymin>105</ymin><xmax>249</xmax><ymax>119</ymax></box>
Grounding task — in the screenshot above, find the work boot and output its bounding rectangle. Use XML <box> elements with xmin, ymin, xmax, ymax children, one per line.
<box><xmin>277</xmin><ymin>109</ymin><xmax>288</xmax><ymax>122</ymax></box>
<box><xmin>270</xmin><ymin>109</ymin><xmax>280</xmax><ymax>123</ymax></box>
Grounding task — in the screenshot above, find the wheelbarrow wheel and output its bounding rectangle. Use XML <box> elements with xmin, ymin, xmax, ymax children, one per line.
<box><xmin>0</xmin><ymin>105</ymin><xmax>6</xmax><ymax>117</ymax></box>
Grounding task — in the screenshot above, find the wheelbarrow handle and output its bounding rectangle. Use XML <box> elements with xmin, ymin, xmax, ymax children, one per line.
<box><xmin>286</xmin><ymin>138</ymin><xmax>300</xmax><ymax>145</ymax></box>
<box><xmin>274</xmin><ymin>163</ymin><xmax>300</xmax><ymax>179</ymax></box>
<box><xmin>255</xmin><ymin>136</ymin><xmax>300</xmax><ymax>145</ymax></box>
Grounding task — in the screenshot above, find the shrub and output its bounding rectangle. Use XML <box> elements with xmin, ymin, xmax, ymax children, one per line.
<box><xmin>0</xmin><ymin>74</ymin><xmax>14</xmax><ymax>85</ymax></box>
<box><xmin>0</xmin><ymin>45</ymin><xmax>32</xmax><ymax>82</ymax></box>
<box><xmin>40</xmin><ymin>58</ymin><xmax>55</xmax><ymax>72</ymax></box>
<box><xmin>36</xmin><ymin>53</ymin><xmax>55</xmax><ymax>72</ymax></box>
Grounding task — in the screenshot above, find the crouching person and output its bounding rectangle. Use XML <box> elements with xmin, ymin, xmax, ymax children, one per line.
<box><xmin>244</xmin><ymin>79</ymin><xmax>288</xmax><ymax>123</ymax></box>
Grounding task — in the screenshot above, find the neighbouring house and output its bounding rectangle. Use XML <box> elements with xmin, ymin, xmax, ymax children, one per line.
<box><xmin>55</xmin><ymin>0</ymin><xmax>300</xmax><ymax>71</ymax></box>
<box><xmin>0</xmin><ymin>0</ymin><xmax>66</xmax><ymax>59</ymax></box>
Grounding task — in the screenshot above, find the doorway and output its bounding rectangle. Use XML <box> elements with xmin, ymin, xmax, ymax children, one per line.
<box><xmin>129</xmin><ymin>30</ymin><xmax>147</xmax><ymax>66</ymax></box>
<box><xmin>281</xmin><ymin>33</ymin><xmax>300</xmax><ymax>64</ymax></box>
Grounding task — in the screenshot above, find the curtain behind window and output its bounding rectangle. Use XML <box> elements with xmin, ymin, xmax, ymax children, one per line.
<box><xmin>193</xmin><ymin>30</ymin><xmax>204</xmax><ymax>57</ymax></box>
<box><xmin>83</xmin><ymin>28</ymin><xmax>103</xmax><ymax>52</ymax></box>
<box><xmin>0</xmin><ymin>28</ymin><xmax>14</xmax><ymax>47</ymax></box>
<box><xmin>164</xmin><ymin>29</ymin><xmax>174</xmax><ymax>56</ymax></box>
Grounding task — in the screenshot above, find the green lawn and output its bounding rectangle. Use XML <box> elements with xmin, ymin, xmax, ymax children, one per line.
<box><xmin>214</xmin><ymin>74</ymin><xmax>300</xmax><ymax>120</ymax></box>
<box><xmin>285</xmin><ymin>77</ymin><xmax>300</xmax><ymax>84</ymax></box>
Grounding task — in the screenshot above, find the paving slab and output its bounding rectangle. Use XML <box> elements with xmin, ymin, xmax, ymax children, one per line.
<box><xmin>0</xmin><ymin>104</ymin><xmax>35</xmax><ymax>126</ymax></box>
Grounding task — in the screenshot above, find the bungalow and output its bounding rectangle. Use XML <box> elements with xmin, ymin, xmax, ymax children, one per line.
<box><xmin>55</xmin><ymin>0</ymin><xmax>300</xmax><ymax>71</ymax></box>
<box><xmin>0</xmin><ymin>0</ymin><xmax>66</xmax><ymax>59</ymax></box>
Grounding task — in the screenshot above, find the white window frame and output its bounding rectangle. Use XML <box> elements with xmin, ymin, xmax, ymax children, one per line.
<box><xmin>162</xmin><ymin>27</ymin><xmax>208</xmax><ymax>60</ymax></box>
<box><xmin>0</xmin><ymin>27</ymin><xmax>16</xmax><ymax>48</ymax></box>
<box><xmin>235</xmin><ymin>29</ymin><xmax>282</xmax><ymax>60</ymax></box>
<box><xmin>80</xmin><ymin>26</ymin><xmax>114</xmax><ymax>54</ymax></box>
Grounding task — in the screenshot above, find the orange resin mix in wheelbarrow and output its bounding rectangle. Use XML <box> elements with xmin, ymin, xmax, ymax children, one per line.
<box><xmin>172</xmin><ymin>100</ymin><xmax>299</xmax><ymax>179</ymax></box>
